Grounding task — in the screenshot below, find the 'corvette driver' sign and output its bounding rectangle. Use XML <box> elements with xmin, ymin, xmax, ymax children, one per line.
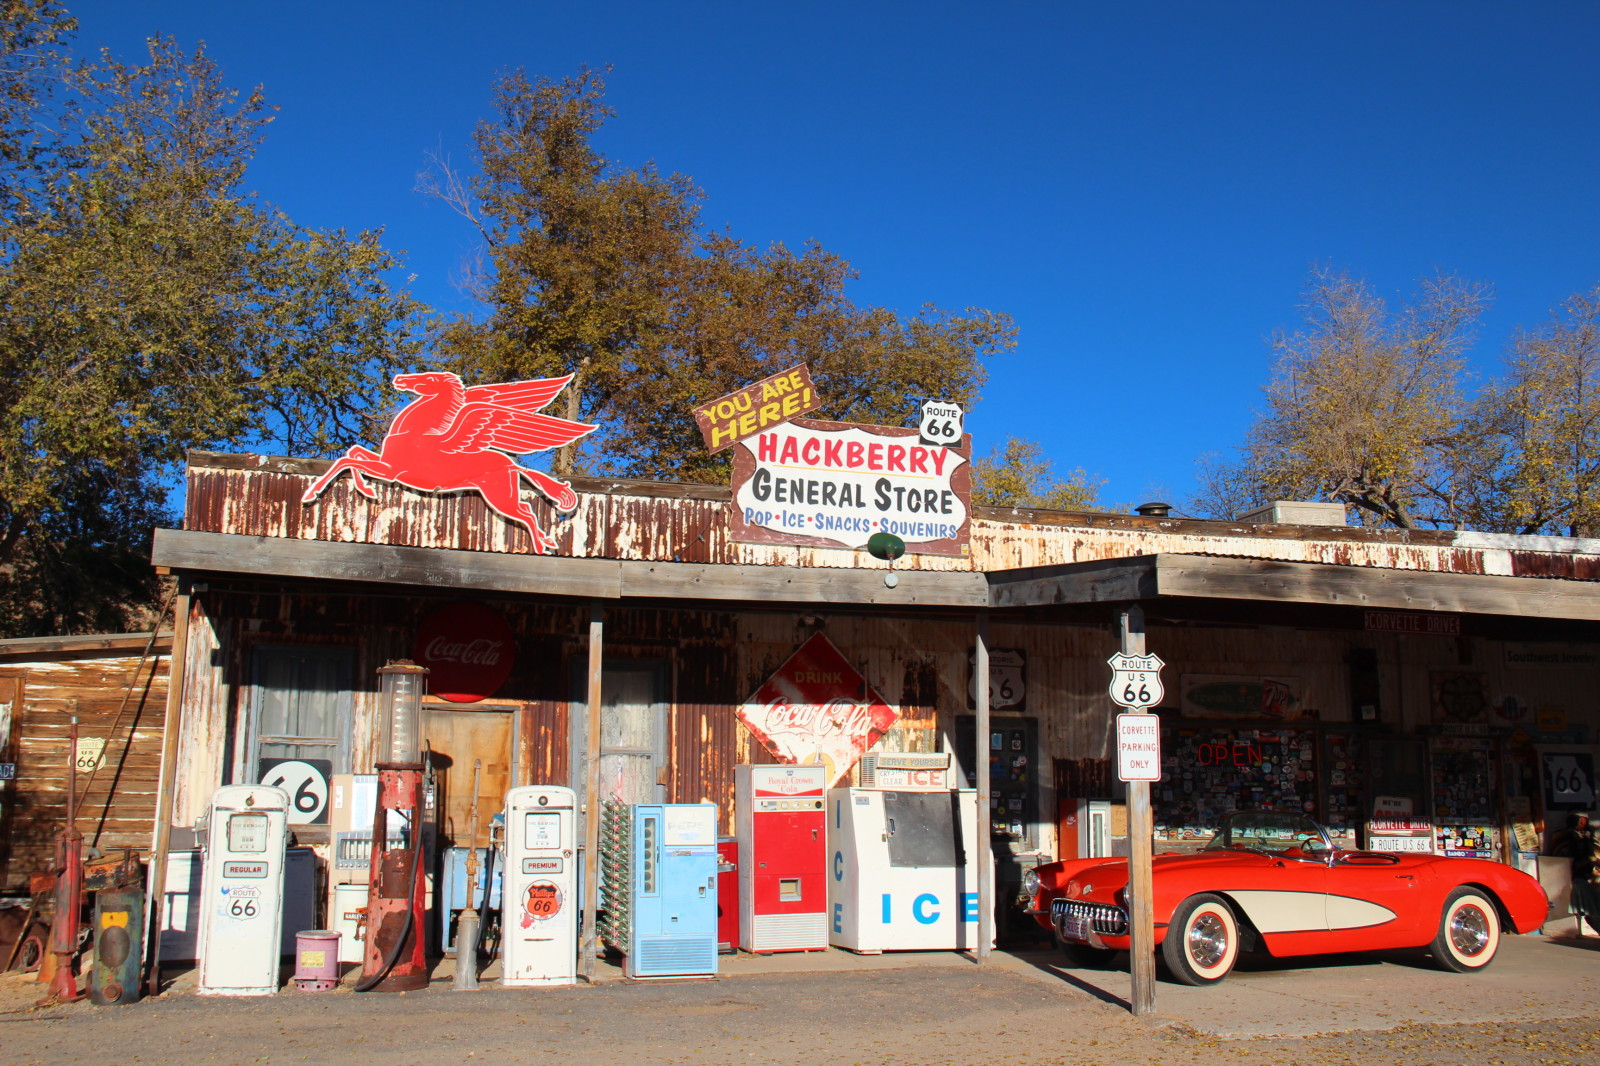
<box><xmin>729</xmin><ymin>417</ymin><xmax>972</xmax><ymax>556</ymax></box>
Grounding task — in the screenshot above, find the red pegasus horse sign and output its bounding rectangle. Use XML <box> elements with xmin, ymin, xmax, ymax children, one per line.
<box><xmin>302</xmin><ymin>372</ymin><xmax>596</xmax><ymax>554</ymax></box>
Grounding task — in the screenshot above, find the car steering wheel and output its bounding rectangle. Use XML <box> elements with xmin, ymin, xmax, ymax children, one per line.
<box><xmin>1284</xmin><ymin>833</ymin><xmax>1328</xmax><ymax>859</ymax></box>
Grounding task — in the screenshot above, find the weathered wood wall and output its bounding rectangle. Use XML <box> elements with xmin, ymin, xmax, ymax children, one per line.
<box><xmin>0</xmin><ymin>636</ymin><xmax>170</xmax><ymax>892</ymax></box>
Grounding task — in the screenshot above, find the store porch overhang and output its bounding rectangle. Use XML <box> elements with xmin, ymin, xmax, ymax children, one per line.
<box><xmin>152</xmin><ymin>529</ymin><xmax>1600</xmax><ymax>637</ymax></box>
<box><xmin>149</xmin><ymin>528</ymin><xmax>992</xmax><ymax>610</ymax></box>
<box><xmin>987</xmin><ymin>552</ymin><xmax>1600</xmax><ymax>638</ymax></box>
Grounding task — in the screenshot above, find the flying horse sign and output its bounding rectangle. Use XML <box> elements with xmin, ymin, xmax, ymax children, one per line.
<box><xmin>302</xmin><ymin>372</ymin><xmax>596</xmax><ymax>554</ymax></box>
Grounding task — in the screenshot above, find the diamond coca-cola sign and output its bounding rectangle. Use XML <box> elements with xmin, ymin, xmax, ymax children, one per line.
<box><xmin>737</xmin><ymin>633</ymin><xmax>898</xmax><ymax>787</ymax></box>
<box><xmin>412</xmin><ymin>601</ymin><xmax>515</xmax><ymax>703</ymax></box>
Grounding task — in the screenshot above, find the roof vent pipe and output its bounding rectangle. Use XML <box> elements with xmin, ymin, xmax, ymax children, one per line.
<box><xmin>1134</xmin><ymin>502</ymin><xmax>1172</xmax><ymax>518</ymax></box>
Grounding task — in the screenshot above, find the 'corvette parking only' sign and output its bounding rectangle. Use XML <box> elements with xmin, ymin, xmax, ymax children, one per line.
<box><xmin>1116</xmin><ymin>714</ymin><xmax>1162</xmax><ymax>782</ymax></box>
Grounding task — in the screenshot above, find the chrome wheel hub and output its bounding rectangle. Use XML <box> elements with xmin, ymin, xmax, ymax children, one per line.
<box><xmin>1188</xmin><ymin>912</ymin><xmax>1229</xmax><ymax>968</ymax></box>
<box><xmin>1450</xmin><ymin>905</ymin><xmax>1490</xmax><ymax>956</ymax></box>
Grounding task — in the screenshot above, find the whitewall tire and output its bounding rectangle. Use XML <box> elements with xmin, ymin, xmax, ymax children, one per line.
<box><xmin>1161</xmin><ymin>893</ymin><xmax>1240</xmax><ymax>985</ymax></box>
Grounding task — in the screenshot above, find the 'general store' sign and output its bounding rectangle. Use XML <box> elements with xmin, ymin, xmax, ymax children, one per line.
<box><xmin>729</xmin><ymin>417</ymin><xmax>972</xmax><ymax>556</ymax></box>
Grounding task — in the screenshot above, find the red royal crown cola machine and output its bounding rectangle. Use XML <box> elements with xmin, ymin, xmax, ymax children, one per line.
<box><xmin>358</xmin><ymin>660</ymin><xmax>431</xmax><ymax>992</ymax></box>
<box><xmin>735</xmin><ymin>764</ymin><xmax>828</xmax><ymax>952</ymax></box>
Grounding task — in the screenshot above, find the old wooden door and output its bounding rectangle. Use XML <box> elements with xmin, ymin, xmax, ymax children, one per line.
<box><xmin>571</xmin><ymin>661</ymin><xmax>667</xmax><ymax>810</ymax></box>
<box><xmin>422</xmin><ymin>702</ymin><xmax>517</xmax><ymax>848</ymax></box>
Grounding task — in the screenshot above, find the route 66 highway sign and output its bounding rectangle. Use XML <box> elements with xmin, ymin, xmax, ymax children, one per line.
<box><xmin>1108</xmin><ymin>652</ymin><xmax>1164</xmax><ymax>709</ymax></box>
<box><xmin>918</xmin><ymin>400</ymin><xmax>964</xmax><ymax>447</ymax></box>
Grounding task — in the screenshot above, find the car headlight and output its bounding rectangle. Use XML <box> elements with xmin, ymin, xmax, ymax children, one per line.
<box><xmin>1022</xmin><ymin>869</ymin><xmax>1041</xmax><ymax>898</ymax></box>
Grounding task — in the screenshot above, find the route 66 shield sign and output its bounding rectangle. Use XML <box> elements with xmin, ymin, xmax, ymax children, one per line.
<box><xmin>1107</xmin><ymin>652</ymin><xmax>1165</xmax><ymax>709</ymax></box>
<box><xmin>919</xmin><ymin>400</ymin><xmax>964</xmax><ymax>447</ymax></box>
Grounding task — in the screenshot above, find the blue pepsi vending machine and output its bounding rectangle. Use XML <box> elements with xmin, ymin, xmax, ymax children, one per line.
<box><xmin>627</xmin><ymin>803</ymin><xmax>718</xmax><ymax>979</ymax></box>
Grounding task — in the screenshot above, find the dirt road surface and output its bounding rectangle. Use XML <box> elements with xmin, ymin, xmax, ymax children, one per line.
<box><xmin>3</xmin><ymin>935</ymin><xmax>1597</xmax><ymax>1066</ymax></box>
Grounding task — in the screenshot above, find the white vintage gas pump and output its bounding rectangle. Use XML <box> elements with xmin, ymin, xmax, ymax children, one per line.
<box><xmin>500</xmin><ymin>785</ymin><xmax>578</xmax><ymax>986</ymax></box>
<box><xmin>196</xmin><ymin>784</ymin><xmax>289</xmax><ymax>996</ymax></box>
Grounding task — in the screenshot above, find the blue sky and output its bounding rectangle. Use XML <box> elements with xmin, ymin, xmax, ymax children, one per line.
<box><xmin>69</xmin><ymin>1</ymin><xmax>1600</xmax><ymax>511</ymax></box>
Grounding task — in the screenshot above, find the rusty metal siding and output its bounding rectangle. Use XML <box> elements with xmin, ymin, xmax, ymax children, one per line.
<box><xmin>969</xmin><ymin>519</ymin><xmax>1510</xmax><ymax>576</ymax></box>
<box><xmin>573</xmin><ymin>607</ymin><xmax>739</xmax><ymax>829</ymax></box>
<box><xmin>184</xmin><ymin>453</ymin><xmax>1600</xmax><ymax>581</ymax></box>
<box><xmin>1509</xmin><ymin>551</ymin><xmax>1600</xmax><ymax>580</ymax></box>
<box><xmin>0</xmin><ymin>649</ymin><xmax>168</xmax><ymax>890</ymax></box>
<box><xmin>520</xmin><ymin>700</ymin><xmax>568</xmax><ymax>786</ymax></box>
<box><xmin>188</xmin><ymin>464</ymin><xmax>737</xmax><ymax>563</ymax></box>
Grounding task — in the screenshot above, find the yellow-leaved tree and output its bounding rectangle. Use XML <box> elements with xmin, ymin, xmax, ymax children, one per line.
<box><xmin>1196</xmin><ymin>268</ymin><xmax>1488</xmax><ymax>528</ymax></box>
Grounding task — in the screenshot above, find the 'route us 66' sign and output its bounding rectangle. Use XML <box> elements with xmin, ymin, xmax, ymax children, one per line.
<box><xmin>1108</xmin><ymin>652</ymin><xmax>1164</xmax><ymax>709</ymax></box>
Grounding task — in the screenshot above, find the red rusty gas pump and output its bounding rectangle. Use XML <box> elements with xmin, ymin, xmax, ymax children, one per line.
<box><xmin>39</xmin><ymin>716</ymin><xmax>85</xmax><ymax>1005</ymax></box>
<box><xmin>357</xmin><ymin>661</ymin><xmax>431</xmax><ymax>993</ymax></box>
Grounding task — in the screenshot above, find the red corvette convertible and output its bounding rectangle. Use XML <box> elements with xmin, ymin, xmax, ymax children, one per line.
<box><xmin>1025</xmin><ymin>810</ymin><xmax>1550</xmax><ymax>984</ymax></box>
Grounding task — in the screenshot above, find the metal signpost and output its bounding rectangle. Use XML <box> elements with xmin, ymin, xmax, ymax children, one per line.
<box><xmin>1108</xmin><ymin>607</ymin><xmax>1162</xmax><ymax>1016</ymax></box>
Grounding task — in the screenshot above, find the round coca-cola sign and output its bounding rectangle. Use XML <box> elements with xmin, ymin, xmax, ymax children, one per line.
<box><xmin>412</xmin><ymin>602</ymin><xmax>516</xmax><ymax>703</ymax></box>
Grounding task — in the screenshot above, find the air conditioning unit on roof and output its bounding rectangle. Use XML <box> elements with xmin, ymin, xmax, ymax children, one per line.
<box><xmin>1239</xmin><ymin>501</ymin><xmax>1348</xmax><ymax>527</ymax></box>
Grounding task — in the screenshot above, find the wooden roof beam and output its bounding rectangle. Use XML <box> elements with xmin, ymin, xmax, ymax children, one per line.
<box><xmin>150</xmin><ymin>529</ymin><xmax>989</xmax><ymax>608</ymax></box>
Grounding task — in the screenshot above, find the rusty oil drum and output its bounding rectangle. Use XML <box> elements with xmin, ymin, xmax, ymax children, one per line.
<box><xmin>89</xmin><ymin>884</ymin><xmax>143</xmax><ymax>1005</ymax></box>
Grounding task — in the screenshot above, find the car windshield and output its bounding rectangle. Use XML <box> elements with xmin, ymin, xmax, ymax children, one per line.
<box><xmin>1202</xmin><ymin>811</ymin><xmax>1329</xmax><ymax>857</ymax></box>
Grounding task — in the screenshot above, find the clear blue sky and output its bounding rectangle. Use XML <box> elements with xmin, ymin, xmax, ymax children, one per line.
<box><xmin>70</xmin><ymin>1</ymin><xmax>1600</xmax><ymax>512</ymax></box>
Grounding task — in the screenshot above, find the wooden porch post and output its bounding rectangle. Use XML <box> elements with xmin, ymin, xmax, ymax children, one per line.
<box><xmin>1121</xmin><ymin>604</ymin><xmax>1156</xmax><ymax>1015</ymax></box>
<box><xmin>143</xmin><ymin>578</ymin><xmax>191</xmax><ymax>997</ymax></box>
<box><xmin>581</xmin><ymin>602</ymin><xmax>604</xmax><ymax>982</ymax></box>
<box><xmin>975</xmin><ymin>611</ymin><xmax>993</xmax><ymax>962</ymax></box>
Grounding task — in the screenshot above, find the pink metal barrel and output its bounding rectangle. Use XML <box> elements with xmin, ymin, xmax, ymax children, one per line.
<box><xmin>293</xmin><ymin>930</ymin><xmax>341</xmax><ymax>991</ymax></box>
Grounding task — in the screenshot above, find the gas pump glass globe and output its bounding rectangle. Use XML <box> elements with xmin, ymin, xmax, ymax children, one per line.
<box><xmin>377</xmin><ymin>660</ymin><xmax>429</xmax><ymax>764</ymax></box>
<box><xmin>227</xmin><ymin>812</ymin><xmax>269</xmax><ymax>852</ymax></box>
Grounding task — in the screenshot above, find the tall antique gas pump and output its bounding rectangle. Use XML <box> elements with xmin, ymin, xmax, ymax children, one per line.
<box><xmin>39</xmin><ymin>716</ymin><xmax>85</xmax><ymax>1004</ymax></box>
<box><xmin>357</xmin><ymin>661</ymin><xmax>431</xmax><ymax>992</ymax></box>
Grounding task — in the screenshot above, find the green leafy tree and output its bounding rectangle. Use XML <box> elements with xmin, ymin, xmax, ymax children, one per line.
<box><xmin>1195</xmin><ymin>268</ymin><xmax>1487</xmax><ymax>528</ymax></box>
<box><xmin>0</xmin><ymin>2</ymin><xmax>424</xmax><ymax>636</ymax></box>
<box><xmin>971</xmin><ymin>436</ymin><xmax>1104</xmax><ymax>510</ymax></box>
<box><xmin>422</xmin><ymin>67</ymin><xmax>1015</xmax><ymax>481</ymax></box>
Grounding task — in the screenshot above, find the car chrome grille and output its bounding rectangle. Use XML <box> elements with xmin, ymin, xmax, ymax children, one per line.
<box><xmin>1051</xmin><ymin>898</ymin><xmax>1129</xmax><ymax>937</ymax></box>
